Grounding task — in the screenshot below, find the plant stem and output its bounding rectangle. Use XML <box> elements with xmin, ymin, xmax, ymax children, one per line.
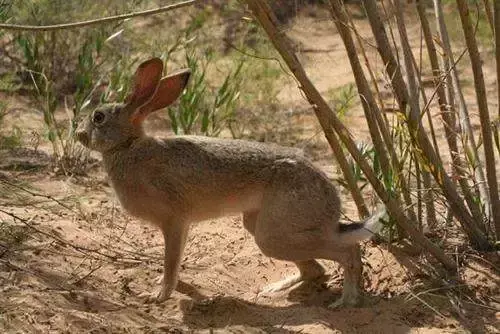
<box><xmin>416</xmin><ymin>0</ymin><xmax>484</xmax><ymax>225</ymax></box>
<box><xmin>456</xmin><ymin>0</ymin><xmax>500</xmax><ymax>240</ymax></box>
<box><xmin>363</xmin><ymin>0</ymin><xmax>490</xmax><ymax>249</ymax></box>
<box><xmin>245</xmin><ymin>0</ymin><xmax>458</xmax><ymax>270</ymax></box>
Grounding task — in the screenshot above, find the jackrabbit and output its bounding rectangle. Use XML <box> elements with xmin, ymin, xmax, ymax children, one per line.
<box><xmin>76</xmin><ymin>58</ymin><xmax>386</xmax><ymax>308</ymax></box>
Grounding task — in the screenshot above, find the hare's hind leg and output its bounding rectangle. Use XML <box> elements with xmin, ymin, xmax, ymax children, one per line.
<box><xmin>327</xmin><ymin>245</ymin><xmax>363</xmax><ymax>308</ymax></box>
<box><xmin>245</xmin><ymin>172</ymin><xmax>336</xmax><ymax>294</ymax></box>
<box><xmin>243</xmin><ymin>210</ymin><xmax>259</xmax><ymax>235</ymax></box>
<box><xmin>244</xmin><ymin>210</ymin><xmax>325</xmax><ymax>294</ymax></box>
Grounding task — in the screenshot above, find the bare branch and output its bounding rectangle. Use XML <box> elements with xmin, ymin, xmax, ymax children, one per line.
<box><xmin>0</xmin><ymin>0</ymin><xmax>198</xmax><ymax>31</ymax></box>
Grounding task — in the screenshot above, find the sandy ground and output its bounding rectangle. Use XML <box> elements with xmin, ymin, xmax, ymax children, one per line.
<box><xmin>1</xmin><ymin>5</ymin><xmax>500</xmax><ymax>334</ymax></box>
<box><xmin>1</xmin><ymin>148</ymin><xmax>499</xmax><ymax>333</ymax></box>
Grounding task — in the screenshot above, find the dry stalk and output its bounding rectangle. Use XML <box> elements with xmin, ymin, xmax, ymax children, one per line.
<box><xmin>392</xmin><ymin>0</ymin><xmax>439</xmax><ymax>229</ymax></box>
<box><xmin>0</xmin><ymin>179</ymin><xmax>74</xmax><ymax>212</ymax></box>
<box><xmin>328</xmin><ymin>129</ymin><xmax>370</xmax><ymax>219</ymax></box>
<box><xmin>245</xmin><ymin>0</ymin><xmax>457</xmax><ymax>270</ymax></box>
<box><xmin>497</xmin><ymin>2</ymin><xmax>500</xmax><ymax>121</ymax></box>
<box><xmin>363</xmin><ymin>0</ymin><xmax>489</xmax><ymax>250</ymax></box>
<box><xmin>456</xmin><ymin>0</ymin><xmax>500</xmax><ymax>240</ymax></box>
<box><xmin>416</xmin><ymin>1</ymin><xmax>483</xmax><ymax>225</ymax></box>
<box><xmin>0</xmin><ymin>0</ymin><xmax>198</xmax><ymax>31</ymax></box>
<box><xmin>496</xmin><ymin>1</ymin><xmax>500</xmax><ymax>122</ymax></box>
<box><xmin>346</xmin><ymin>21</ymin><xmax>422</xmax><ymax>233</ymax></box>
<box><xmin>433</xmin><ymin>0</ymin><xmax>489</xmax><ymax>223</ymax></box>
<box><xmin>329</xmin><ymin>0</ymin><xmax>409</xmax><ymax>227</ymax></box>
<box><xmin>483</xmin><ymin>0</ymin><xmax>494</xmax><ymax>32</ymax></box>
<box><xmin>332</xmin><ymin>0</ymin><xmax>419</xmax><ymax>232</ymax></box>
<box><xmin>0</xmin><ymin>208</ymin><xmax>158</xmax><ymax>264</ymax></box>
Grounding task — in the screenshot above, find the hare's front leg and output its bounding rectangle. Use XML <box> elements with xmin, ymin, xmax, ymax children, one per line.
<box><xmin>158</xmin><ymin>221</ymin><xmax>189</xmax><ymax>302</ymax></box>
<box><xmin>144</xmin><ymin>220</ymin><xmax>189</xmax><ymax>303</ymax></box>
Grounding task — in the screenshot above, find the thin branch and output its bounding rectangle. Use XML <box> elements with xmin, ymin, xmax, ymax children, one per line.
<box><xmin>416</xmin><ymin>1</ymin><xmax>484</xmax><ymax>226</ymax></box>
<box><xmin>229</xmin><ymin>9</ymin><xmax>369</xmax><ymax>219</ymax></box>
<box><xmin>483</xmin><ymin>0</ymin><xmax>494</xmax><ymax>33</ymax></box>
<box><xmin>0</xmin><ymin>209</ymin><xmax>152</xmax><ymax>264</ymax></box>
<box><xmin>330</xmin><ymin>2</ymin><xmax>416</xmax><ymax>224</ymax></box>
<box><xmin>363</xmin><ymin>0</ymin><xmax>489</xmax><ymax>250</ymax></box>
<box><xmin>245</xmin><ymin>0</ymin><xmax>458</xmax><ymax>270</ymax></box>
<box><xmin>433</xmin><ymin>0</ymin><xmax>490</xmax><ymax>224</ymax></box>
<box><xmin>456</xmin><ymin>0</ymin><xmax>500</xmax><ymax>240</ymax></box>
<box><xmin>0</xmin><ymin>0</ymin><xmax>198</xmax><ymax>31</ymax></box>
<box><xmin>0</xmin><ymin>179</ymin><xmax>74</xmax><ymax>212</ymax></box>
<box><xmin>223</xmin><ymin>38</ymin><xmax>298</xmax><ymax>82</ymax></box>
<box><xmin>405</xmin><ymin>290</ymin><xmax>447</xmax><ymax>320</ymax></box>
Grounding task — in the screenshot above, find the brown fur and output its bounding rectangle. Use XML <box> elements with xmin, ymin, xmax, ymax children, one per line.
<box><xmin>76</xmin><ymin>58</ymin><xmax>385</xmax><ymax>308</ymax></box>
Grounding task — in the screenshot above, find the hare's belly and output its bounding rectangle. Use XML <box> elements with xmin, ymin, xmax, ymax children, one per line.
<box><xmin>115</xmin><ymin>193</ymin><xmax>163</xmax><ymax>224</ymax></box>
<box><xmin>109</xmin><ymin>177</ymin><xmax>265</xmax><ymax>224</ymax></box>
<box><xmin>187</xmin><ymin>187</ymin><xmax>264</xmax><ymax>222</ymax></box>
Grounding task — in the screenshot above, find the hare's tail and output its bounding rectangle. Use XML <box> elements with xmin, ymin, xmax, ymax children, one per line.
<box><xmin>337</xmin><ymin>206</ymin><xmax>387</xmax><ymax>245</ymax></box>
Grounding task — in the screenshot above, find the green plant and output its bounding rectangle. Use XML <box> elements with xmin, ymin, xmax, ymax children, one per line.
<box><xmin>341</xmin><ymin>142</ymin><xmax>377</xmax><ymax>190</ymax></box>
<box><xmin>168</xmin><ymin>51</ymin><xmax>208</xmax><ymax>135</ymax></box>
<box><xmin>21</xmin><ymin>53</ymin><xmax>95</xmax><ymax>175</ymax></box>
<box><xmin>0</xmin><ymin>0</ymin><xmax>11</xmax><ymax>31</ymax></box>
<box><xmin>228</xmin><ymin>49</ymin><xmax>285</xmax><ymax>141</ymax></box>
<box><xmin>3</xmin><ymin>1</ymin><xmax>149</xmax><ymax>174</ymax></box>
<box><xmin>0</xmin><ymin>126</ymin><xmax>22</xmax><ymax>149</ymax></box>
<box><xmin>0</xmin><ymin>102</ymin><xmax>23</xmax><ymax>149</ymax></box>
<box><xmin>168</xmin><ymin>50</ymin><xmax>244</xmax><ymax>136</ymax></box>
<box><xmin>203</xmin><ymin>59</ymin><xmax>244</xmax><ymax>136</ymax></box>
<box><xmin>442</xmin><ymin>1</ymin><xmax>493</xmax><ymax>47</ymax></box>
<box><xmin>0</xmin><ymin>101</ymin><xmax>6</xmax><ymax>125</ymax></box>
<box><xmin>328</xmin><ymin>83</ymin><xmax>357</xmax><ymax>119</ymax></box>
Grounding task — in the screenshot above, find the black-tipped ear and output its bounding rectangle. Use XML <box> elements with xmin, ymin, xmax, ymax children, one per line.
<box><xmin>130</xmin><ymin>68</ymin><xmax>191</xmax><ymax>126</ymax></box>
<box><xmin>125</xmin><ymin>58</ymin><xmax>164</xmax><ymax>109</ymax></box>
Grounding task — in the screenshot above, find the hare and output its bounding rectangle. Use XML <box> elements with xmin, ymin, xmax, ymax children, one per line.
<box><xmin>76</xmin><ymin>58</ymin><xmax>386</xmax><ymax>308</ymax></box>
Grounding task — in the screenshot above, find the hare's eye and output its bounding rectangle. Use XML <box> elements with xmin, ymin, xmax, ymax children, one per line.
<box><xmin>92</xmin><ymin>111</ymin><xmax>106</xmax><ymax>125</ymax></box>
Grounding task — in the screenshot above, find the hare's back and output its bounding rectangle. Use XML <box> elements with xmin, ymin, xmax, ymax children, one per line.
<box><xmin>175</xmin><ymin>135</ymin><xmax>302</xmax><ymax>162</ymax></box>
<box><xmin>152</xmin><ymin>135</ymin><xmax>307</xmax><ymax>188</ymax></box>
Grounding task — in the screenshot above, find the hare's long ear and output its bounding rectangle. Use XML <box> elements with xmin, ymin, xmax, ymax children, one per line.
<box><xmin>125</xmin><ymin>57</ymin><xmax>164</xmax><ymax>112</ymax></box>
<box><xmin>130</xmin><ymin>68</ymin><xmax>190</xmax><ymax>126</ymax></box>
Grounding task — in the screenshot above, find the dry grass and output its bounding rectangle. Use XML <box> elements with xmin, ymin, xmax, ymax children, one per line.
<box><xmin>0</xmin><ymin>1</ymin><xmax>499</xmax><ymax>333</ymax></box>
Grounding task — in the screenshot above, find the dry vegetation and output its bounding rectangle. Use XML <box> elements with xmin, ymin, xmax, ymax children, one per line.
<box><xmin>0</xmin><ymin>0</ymin><xmax>499</xmax><ymax>333</ymax></box>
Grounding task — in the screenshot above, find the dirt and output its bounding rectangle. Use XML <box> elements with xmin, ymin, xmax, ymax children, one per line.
<box><xmin>1</xmin><ymin>5</ymin><xmax>500</xmax><ymax>334</ymax></box>
<box><xmin>1</xmin><ymin>166</ymin><xmax>498</xmax><ymax>333</ymax></box>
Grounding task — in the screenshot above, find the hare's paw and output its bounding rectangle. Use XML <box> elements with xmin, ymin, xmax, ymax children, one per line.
<box><xmin>328</xmin><ymin>295</ymin><xmax>346</xmax><ymax>309</ymax></box>
<box><xmin>258</xmin><ymin>274</ymin><xmax>302</xmax><ymax>296</ymax></box>
<box><xmin>139</xmin><ymin>285</ymin><xmax>173</xmax><ymax>304</ymax></box>
<box><xmin>328</xmin><ymin>294</ymin><xmax>361</xmax><ymax>309</ymax></box>
<box><xmin>154</xmin><ymin>286</ymin><xmax>172</xmax><ymax>303</ymax></box>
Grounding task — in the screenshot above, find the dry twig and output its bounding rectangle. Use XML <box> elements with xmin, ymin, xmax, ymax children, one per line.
<box><xmin>0</xmin><ymin>0</ymin><xmax>198</xmax><ymax>31</ymax></box>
